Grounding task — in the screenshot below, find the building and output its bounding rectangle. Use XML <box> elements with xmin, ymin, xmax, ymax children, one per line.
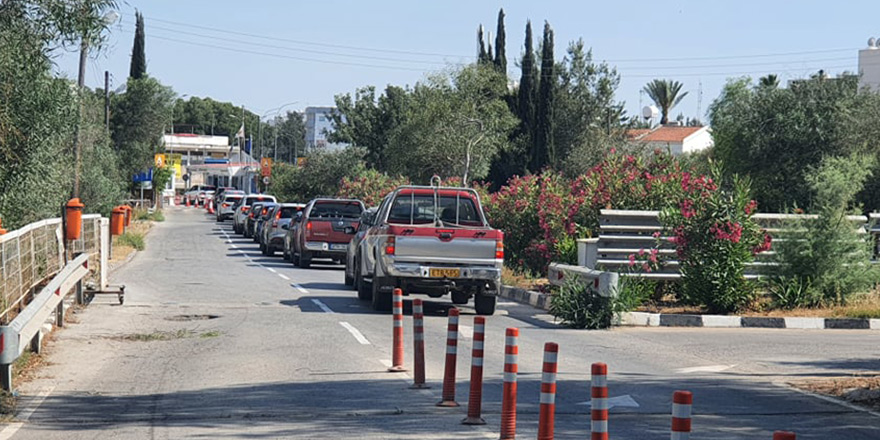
<box><xmin>860</xmin><ymin>37</ymin><xmax>880</xmax><ymax>92</ymax></box>
<box><xmin>626</xmin><ymin>124</ymin><xmax>713</xmax><ymax>155</ymax></box>
<box><xmin>162</xmin><ymin>133</ymin><xmax>232</xmax><ymax>190</ymax></box>
<box><xmin>304</xmin><ymin>106</ymin><xmax>348</xmax><ymax>152</ymax></box>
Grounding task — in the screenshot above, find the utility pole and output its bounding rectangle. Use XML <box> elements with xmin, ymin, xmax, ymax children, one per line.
<box><xmin>104</xmin><ymin>71</ymin><xmax>110</xmax><ymax>129</ymax></box>
<box><xmin>73</xmin><ymin>37</ymin><xmax>87</xmax><ymax>198</ymax></box>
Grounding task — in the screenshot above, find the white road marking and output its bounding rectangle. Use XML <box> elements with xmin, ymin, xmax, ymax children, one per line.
<box><xmin>0</xmin><ymin>386</ymin><xmax>55</xmax><ymax>440</ymax></box>
<box><xmin>230</xmin><ymin>244</ymin><xmax>237</xmax><ymax>248</ymax></box>
<box><xmin>267</xmin><ymin>268</ymin><xmax>277</xmax><ymax>273</ymax></box>
<box><xmin>278</xmin><ymin>274</ymin><xmax>290</xmax><ymax>281</ymax></box>
<box><xmin>311</xmin><ymin>299</ymin><xmax>334</xmax><ymax>314</ymax></box>
<box><xmin>339</xmin><ymin>322</ymin><xmax>371</xmax><ymax>345</ymax></box>
<box><xmin>497</xmin><ymin>301</ymin><xmax>518</xmax><ymax>306</ymax></box>
<box><xmin>292</xmin><ymin>283</ymin><xmax>309</xmax><ymax>294</ymax></box>
<box><xmin>459</xmin><ymin>324</ymin><xmax>473</xmax><ymax>339</ymax></box>
<box><xmin>379</xmin><ymin>359</ymin><xmax>392</xmax><ymax>368</ymax></box>
<box><xmin>577</xmin><ymin>394</ymin><xmax>640</xmax><ymax>409</ymax></box>
<box><xmin>676</xmin><ymin>365</ymin><xmax>735</xmax><ymax>374</ymax></box>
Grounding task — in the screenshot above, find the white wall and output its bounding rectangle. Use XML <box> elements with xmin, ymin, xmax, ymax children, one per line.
<box><xmin>682</xmin><ymin>129</ymin><xmax>714</xmax><ymax>154</ymax></box>
<box><xmin>859</xmin><ymin>48</ymin><xmax>880</xmax><ymax>92</ymax></box>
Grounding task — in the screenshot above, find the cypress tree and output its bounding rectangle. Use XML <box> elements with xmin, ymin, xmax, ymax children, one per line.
<box><xmin>494</xmin><ymin>9</ymin><xmax>507</xmax><ymax>73</ymax></box>
<box><xmin>518</xmin><ymin>21</ymin><xmax>537</xmax><ymax>168</ymax></box>
<box><xmin>129</xmin><ymin>11</ymin><xmax>146</xmax><ymax>80</ymax></box>
<box><xmin>477</xmin><ymin>25</ymin><xmax>489</xmax><ymax>64</ymax></box>
<box><xmin>532</xmin><ymin>21</ymin><xmax>555</xmax><ymax>171</ymax></box>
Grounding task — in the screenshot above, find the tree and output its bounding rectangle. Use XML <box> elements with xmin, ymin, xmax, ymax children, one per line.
<box><xmin>330</xmin><ymin>85</ymin><xmax>410</xmax><ymax>170</ymax></box>
<box><xmin>758</xmin><ymin>74</ymin><xmax>778</xmax><ymax>89</ymax></box>
<box><xmin>532</xmin><ymin>21</ymin><xmax>555</xmax><ymax>171</ymax></box>
<box><xmin>385</xmin><ymin>64</ymin><xmax>517</xmax><ymax>184</ymax></box>
<box><xmin>494</xmin><ymin>9</ymin><xmax>506</xmax><ymax>73</ymax></box>
<box><xmin>477</xmin><ymin>25</ymin><xmax>490</xmax><ymax>64</ymax></box>
<box><xmin>129</xmin><ymin>10</ymin><xmax>146</xmax><ymax>79</ymax></box>
<box><xmin>269</xmin><ymin>110</ymin><xmax>306</xmax><ymax>164</ymax></box>
<box><xmin>111</xmin><ymin>76</ymin><xmax>174</xmax><ymax>186</ymax></box>
<box><xmin>643</xmin><ymin>79</ymin><xmax>688</xmax><ymax>125</ymax></box>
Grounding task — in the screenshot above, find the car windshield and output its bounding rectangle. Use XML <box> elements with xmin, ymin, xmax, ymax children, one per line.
<box><xmin>310</xmin><ymin>201</ymin><xmax>363</xmax><ymax>219</ymax></box>
<box><xmin>225</xmin><ymin>196</ymin><xmax>242</xmax><ymax>203</ymax></box>
<box><xmin>202</xmin><ymin>186</ymin><xmax>216</xmax><ymax>191</ymax></box>
<box><xmin>279</xmin><ymin>207</ymin><xmax>301</xmax><ymax>219</ymax></box>
<box><xmin>245</xmin><ymin>196</ymin><xmax>274</xmax><ymax>206</ymax></box>
<box><xmin>387</xmin><ymin>194</ymin><xmax>482</xmax><ymax>226</ymax></box>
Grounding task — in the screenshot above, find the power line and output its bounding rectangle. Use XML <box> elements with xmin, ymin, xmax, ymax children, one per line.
<box><xmin>604</xmin><ymin>47</ymin><xmax>857</xmax><ymax>63</ymax></box>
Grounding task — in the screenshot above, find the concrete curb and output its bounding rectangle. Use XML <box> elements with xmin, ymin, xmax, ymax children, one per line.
<box><xmin>500</xmin><ymin>286</ymin><xmax>880</xmax><ymax>331</ymax></box>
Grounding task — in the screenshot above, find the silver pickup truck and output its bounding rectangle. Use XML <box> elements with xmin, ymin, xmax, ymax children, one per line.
<box><xmin>349</xmin><ymin>185</ymin><xmax>503</xmax><ymax>314</ymax></box>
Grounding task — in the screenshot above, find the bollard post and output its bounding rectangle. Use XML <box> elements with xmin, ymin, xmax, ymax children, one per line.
<box><xmin>437</xmin><ymin>307</ymin><xmax>459</xmax><ymax>407</ymax></box>
<box><xmin>462</xmin><ymin>316</ymin><xmax>486</xmax><ymax>425</ymax></box>
<box><xmin>538</xmin><ymin>342</ymin><xmax>559</xmax><ymax>440</ymax></box>
<box><xmin>0</xmin><ymin>364</ymin><xmax>11</xmax><ymax>392</ymax></box>
<box><xmin>591</xmin><ymin>362</ymin><xmax>609</xmax><ymax>440</ymax></box>
<box><xmin>773</xmin><ymin>432</ymin><xmax>796</xmax><ymax>440</ymax></box>
<box><xmin>389</xmin><ymin>288</ymin><xmax>406</xmax><ymax>372</ymax></box>
<box><xmin>55</xmin><ymin>301</ymin><xmax>64</xmax><ymax>327</ymax></box>
<box><xmin>671</xmin><ymin>390</ymin><xmax>693</xmax><ymax>440</ymax></box>
<box><xmin>410</xmin><ymin>299</ymin><xmax>429</xmax><ymax>389</ymax></box>
<box><xmin>500</xmin><ymin>327</ymin><xmax>519</xmax><ymax>440</ymax></box>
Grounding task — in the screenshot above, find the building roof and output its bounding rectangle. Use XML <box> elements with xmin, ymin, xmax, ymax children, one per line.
<box><xmin>636</xmin><ymin>126</ymin><xmax>705</xmax><ymax>143</ymax></box>
<box><xmin>625</xmin><ymin>129</ymin><xmax>652</xmax><ymax>141</ymax></box>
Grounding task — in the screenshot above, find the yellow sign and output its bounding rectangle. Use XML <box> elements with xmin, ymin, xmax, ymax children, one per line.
<box><xmin>297</xmin><ymin>157</ymin><xmax>307</xmax><ymax>167</ymax></box>
<box><xmin>154</xmin><ymin>154</ymin><xmax>165</xmax><ymax>168</ymax></box>
<box><xmin>261</xmin><ymin>158</ymin><xmax>273</xmax><ymax>177</ymax></box>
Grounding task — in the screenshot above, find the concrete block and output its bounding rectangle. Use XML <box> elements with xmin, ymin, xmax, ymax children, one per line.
<box><xmin>619</xmin><ymin>312</ymin><xmax>652</xmax><ymax>326</ymax></box>
<box><xmin>659</xmin><ymin>314</ymin><xmax>702</xmax><ymax>327</ymax></box>
<box><xmin>870</xmin><ymin>319</ymin><xmax>880</xmax><ymax>330</ymax></box>
<box><xmin>824</xmin><ymin>318</ymin><xmax>870</xmax><ymax>329</ymax></box>
<box><xmin>741</xmin><ymin>317</ymin><xmax>785</xmax><ymax>328</ymax></box>
<box><xmin>783</xmin><ymin>317</ymin><xmax>824</xmax><ymax>329</ymax></box>
<box><xmin>701</xmin><ymin>315</ymin><xmax>742</xmax><ymax>327</ymax></box>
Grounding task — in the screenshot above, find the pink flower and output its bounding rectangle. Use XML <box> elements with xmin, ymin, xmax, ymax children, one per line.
<box><xmin>638</xmin><ymin>248</ymin><xmax>645</xmax><ymax>256</ymax></box>
<box><xmin>652</xmin><ymin>231</ymin><xmax>661</xmax><ymax>238</ymax></box>
<box><xmin>628</xmin><ymin>254</ymin><xmax>636</xmax><ymax>267</ymax></box>
<box><xmin>745</xmin><ymin>200</ymin><xmax>758</xmax><ymax>215</ymax></box>
<box><xmin>642</xmin><ymin>263</ymin><xmax>651</xmax><ymax>272</ymax></box>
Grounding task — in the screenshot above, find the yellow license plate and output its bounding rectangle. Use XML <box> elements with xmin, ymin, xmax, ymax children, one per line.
<box><xmin>429</xmin><ymin>268</ymin><xmax>461</xmax><ymax>278</ymax></box>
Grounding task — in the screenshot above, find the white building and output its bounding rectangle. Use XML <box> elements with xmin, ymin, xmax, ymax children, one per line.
<box><xmin>626</xmin><ymin>125</ymin><xmax>713</xmax><ymax>155</ymax></box>
<box><xmin>859</xmin><ymin>37</ymin><xmax>880</xmax><ymax>92</ymax></box>
<box><xmin>304</xmin><ymin>106</ymin><xmax>348</xmax><ymax>152</ymax></box>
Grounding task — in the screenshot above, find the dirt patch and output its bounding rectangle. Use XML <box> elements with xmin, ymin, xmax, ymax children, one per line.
<box><xmin>502</xmin><ymin>267</ymin><xmax>552</xmax><ymax>293</ymax></box>
<box><xmin>112</xmin><ymin>329</ymin><xmax>222</xmax><ymax>342</ymax></box>
<box><xmin>164</xmin><ymin>314</ymin><xmax>220</xmax><ymax>322</ymax></box>
<box><xmin>793</xmin><ymin>376</ymin><xmax>880</xmax><ymax>412</ymax></box>
<box><xmin>109</xmin><ymin>221</ymin><xmax>153</xmax><ymax>264</ymax></box>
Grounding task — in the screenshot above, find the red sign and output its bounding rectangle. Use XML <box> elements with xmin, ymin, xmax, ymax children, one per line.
<box><xmin>260</xmin><ymin>158</ymin><xmax>272</xmax><ymax>177</ymax></box>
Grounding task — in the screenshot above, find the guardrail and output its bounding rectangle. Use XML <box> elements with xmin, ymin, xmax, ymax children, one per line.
<box><xmin>0</xmin><ymin>215</ymin><xmax>106</xmax><ymax>324</ymax></box>
<box><xmin>0</xmin><ymin>253</ymin><xmax>90</xmax><ymax>391</ymax></box>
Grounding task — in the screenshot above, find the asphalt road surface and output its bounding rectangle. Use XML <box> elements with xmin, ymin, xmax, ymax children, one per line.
<box><xmin>4</xmin><ymin>207</ymin><xmax>880</xmax><ymax>439</ymax></box>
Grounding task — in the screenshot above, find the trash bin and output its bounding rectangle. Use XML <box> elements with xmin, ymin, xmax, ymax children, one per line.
<box><xmin>65</xmin><ymin>198</ymin><xmax>84</xmax><ymax>240</ymax></box>
<box><xmin>0</xmin><ymin>217</ymin><xmax>7</xmax><ymax>235</ymax></box>
<box><xmin>111</xmin><ymin>206</ymin><xmax>126</xmax><ymax>236</ymax></box>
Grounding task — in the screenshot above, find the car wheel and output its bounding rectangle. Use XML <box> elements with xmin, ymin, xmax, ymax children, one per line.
<box><xmin>244</xmin><ymin>226</ymin><xmax>251</xmax><ymax>238</ymax></box>
<box><xmin>266</xmin><ymin>245</ymin><xmax>275</xmax><ymax>257</ymax></box>
<box><xmin>344</xmin><ymin>268</ymin><xmax>354</xmax><ymax>287</ymax></box>
<box><xmin>356</xmin><ymin>262</ymin><xmax>372</xmax><ymax>300</ymax></box>
<box><xmin>298</xmin><ymin>251</ymin><xmax>311</xmax><ymax>269</ymax></box>
<box><xmin>283</xmin><ymin>247</ymin><xmax>291</xmax><ymax>261</ymax></box>
<box><xmin>371</xmin><ymin>278</ymin><xmax>392</xmax><ymax>312</ymax></box>
<box><xmin>292</xmin><ymin>251</ymin><xmax>300</xmax><ymax>266</ymax></box>
<box><xmin>474</xmin><ymin>294</ymin><xmax>497</xmax><ymax>315</ymax></box>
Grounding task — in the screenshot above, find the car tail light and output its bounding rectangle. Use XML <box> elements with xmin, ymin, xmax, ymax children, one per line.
<box><xmin>384</xmin><ymin>236</ymin><xmax>396</xmax><ymax>255</ymax></box>
<box><xmin>249</xmin><ymin>212</ymin><xmax>255</xmax><ymax>219</ymax></box>
<box><xmin>305</xmin><ymin>221</ymin><xmax>313</xmax><ymax>235</ymax></box>
<box><xmin>495</xmin><ymin>239</ymin><xmax>504</xmax><ymax>259</ymax></box>
<box><xmin>272</xmin><ymin>210</ymin><xmax>281</xmax><ymax>227</ymax></box>
<box><xmin>242</xmin><ymin>206</ymin><xmax>250</xmax><ymax>213</ymax></box>
<box><xmin>222</xmin><ymin>203</ymin><xmax>229</xmax><ymax>208</ymax></box>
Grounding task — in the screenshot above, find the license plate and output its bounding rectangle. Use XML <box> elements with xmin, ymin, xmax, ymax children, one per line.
<box><xmin>429</xmin><ymin>268</ymin><xmax>461</xmax><ymax>278</ymax></box>
<box><xmin>330</xmin><ymin>243</ymin><xmax>347</xmax><ymax>251</ymax></box>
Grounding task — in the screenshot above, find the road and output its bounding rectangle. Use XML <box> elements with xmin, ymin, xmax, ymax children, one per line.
<box><xmin>4</xmin><ymin>207</ymin><xmax>880</xmax><ymax>439</ymax></box>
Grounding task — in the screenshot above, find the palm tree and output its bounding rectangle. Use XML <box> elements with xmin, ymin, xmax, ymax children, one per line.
<box><xmin>642</xmin><ymin>79</ymin><xmax>688</xmax><ymax>124</ymax></box>
<box><xmin>759</xmin><ymin>74</ymin><xmax>779</xmax><ymax>89</ymax></box>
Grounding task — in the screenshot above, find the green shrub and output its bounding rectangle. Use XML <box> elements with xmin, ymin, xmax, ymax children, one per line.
<box><xmin>766</xmin><ymin>276</ymin><xmax>816</xmax><ymax>309</ymax></box>
<box><xmin>135</xmin><ymin>210</ymin><xmax>164</xmax><ymax>222</ymax></box>
<box><xmin>549</xmin><ymin>276</ymin><xmax>650</xmax><ymax>329</ymax></box>
<box><xmin>117</xmin><ymin>231</ymin><xmax>145</xmax><ymax>251</ymax></box>
<box><xmin>768</xmin><ymin>154</ymin><xmax>880</xmax><ymax>306</ymax></box>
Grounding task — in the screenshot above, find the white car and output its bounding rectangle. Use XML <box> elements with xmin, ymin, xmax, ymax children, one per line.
<box><xmin>232</xmin><ymin>194</ymin><xmax>277</xmax><ymax>235</ymax></box>
<box><xmin>216</xmin><ymin>192</ymin><xmax>245</xmax><ymax>221</ymax></box>
<box><xmin>184</xmin><ymin>185</ymin><xmax>216</xmax><ymax>207</ymax></box>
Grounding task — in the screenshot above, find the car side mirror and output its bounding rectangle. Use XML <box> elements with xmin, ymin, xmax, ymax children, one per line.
<box><xmin>282</xmin><ymin>223</ymin><xmax>290</xmax><ymax>230</ymax></box>
<box><xmin>343</xmin><ymin>226</ymin><xmax>356</xmax><ymax>235</ymax></box>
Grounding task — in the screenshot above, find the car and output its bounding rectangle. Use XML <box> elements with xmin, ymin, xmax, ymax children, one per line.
<box><xmin>262</xmin><ymin>203</ymin><xmax>305</xmax><ymax>256</ymax></box>
<box><xmin>343</xmin><ymin>208</ymin><xmax>378</xmax><ymax>286</ymax></box>
<box><xmin>216</xmin><ymin>192</ymin><xmax>244</xmax><ymax>221</ymax></box>
<box><xmin>290</xmin><ymin>198</ymin><xmax>365</xmax><ymax>269</ymax></box>
<box><xmin>213</xmin><ymin>187</ymin><xmax>242</xmax><ymax>210</ymax></box>
<box><xmin>244</xmin><ymin>201</ymin><xmax>268</xmax><ymax>239</ymax></box>
<box><xmin>253</xmin><ymin>202</ymin><xmax>279</xmax><ymax>243</ymax></box>
<box><xmin>352</xmin><ymin>185</ymin><xmax>502</xmax><ymax>314</ymax></box>
<box><xmin>232</xmin><ymin>194</ymin><xmax>277</xmax><ymax>235</ymax></box>
<box><xmin>184</xmin><ymin>185</ymin><xmax>216</xmax><ymax>207</ymax></box>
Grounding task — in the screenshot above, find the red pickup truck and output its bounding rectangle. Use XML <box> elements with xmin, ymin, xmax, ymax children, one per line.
<box><xmin>348</xmin><ymin>185</ymin><xmax>503</xmax><ymax>314</ymax></box>
<box><xmin>291</xmin><ymin>198</ymin><xmax>365</xmax><ymax>268</ymax></box>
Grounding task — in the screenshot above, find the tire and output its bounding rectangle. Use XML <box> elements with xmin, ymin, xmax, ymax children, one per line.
<box><xmin>474</xmin><ymin>294</ymin><xmax>497</xmax><ymax>315</ymax></box>
<box><xmin>371</xmin><ymin>278</ymin><xmax>392</xmax><ymax>312</ymax></box>
<box><xmin>344</xmin><ymin>267</ymin><xmax>354</xmax><ymax>286</ymax></box>
<box><xmin>298</xmin><ymin>251</ymin><xmax>311</xmax><ymax>269</ymax></box>
<box><xmin>292</xmin><ymin>251</ymin><xmax>300</xmax><ymax>267</ymax></box>
<box><xmin>356</xmin><ymin>262</ymin><xmax>372</xmax><ymax>300</ymax></box>
<box><xmin>266</xmin><ymin>245</ymin><xmax>275</xmax><ymax>257</ymax></box>
<box><xmin>451</xmin><ymin>291</ymin><xmax>470</xmax><ymax>305</ymax></box>
<box><xmin>283</xmin><ymin>247</ymin><xmax>291</xmax><ymax>261</ymax></box>
<box><xmin>244</xmin><ymin>225</ymin><xmax>251</xmax><ymax>238</ymax></box>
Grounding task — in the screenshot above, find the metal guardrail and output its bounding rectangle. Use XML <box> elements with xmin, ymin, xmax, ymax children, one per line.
<box><xmin>0</xmin><ymin>253</ymin><xmax>90</xmax><ymax>391</ymax></box>
<box><xmin>0</xmin><ymin>215</ymin><xmax>104</xmax><ymax>324</ymax></box>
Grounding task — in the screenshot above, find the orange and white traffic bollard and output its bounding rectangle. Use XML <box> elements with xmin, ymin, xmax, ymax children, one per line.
<box><xmin>437</xmin><ymin>307</ymin><xmax>459</xmax><ymax>407</ymax></box>
<box><xmin>500</xmin><ymin>327</ymin><xmax>519</xmax><ymax>440</ymax></box>
<box><xmin>591</xmin><ymin>362</ymin><xmax>609</xmax><ymax>440</ymax></box>
<box><xmin>538</xmin><ymin>342</ymin><xmax>559</xmax><ymax>440</ymax></box>
<box><xmin>773</xmin><ymin>432</ymin><xmax>796</xmax><ymax>440</ymax></box>
<box><xmin>671</xmin><ymin>390</ymin><xmax>693</xmax><ymax>440</ymax></box>
<box><xmin>389</xmin><ymin>288</ymin><xmax>406</xmax><ymax>372</ymax></box>
<box><xmin>462</xmin><ymin>316</ymin><xmax>486</xmax><ymax>425</ymax></box>
<box><xmin>410</xmin><ymin>298</ymin><xmax>429</xmax><ymax>389</ymax></box>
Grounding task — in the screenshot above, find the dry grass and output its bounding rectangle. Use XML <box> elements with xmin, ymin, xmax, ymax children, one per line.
<box><xmin>501</xmin><ymin>266</ymin><xmax>551</xmax><ymax>293</ymax></box>
<box><xmin>793</xmin><ymin>376</ymin><xmax>880</xmax><ymax>411</ymax></box>
<box><xmin>110</xmin><ymin>221</ymin><xmax>152</xmax><ymax>264</ymax></box>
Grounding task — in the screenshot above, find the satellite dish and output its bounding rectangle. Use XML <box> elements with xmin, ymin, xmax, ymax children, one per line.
<box><xmin>870</xmin><ymin>37</ymin><xmax>877</xmax><ymax>48</ymax></box>
<box><xmin>642</xmin><ymin>105</ymin><xmax>659</xmax><ymax>120</ymax></box>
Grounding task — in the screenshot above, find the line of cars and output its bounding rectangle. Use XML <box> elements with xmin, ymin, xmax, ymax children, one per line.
<box><xmin>215</xmin><ymin>184</ymin><xmax>504</xmax><ymax>315</ymax></box>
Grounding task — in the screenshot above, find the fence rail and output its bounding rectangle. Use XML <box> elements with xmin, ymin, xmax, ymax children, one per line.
<box><xmin>0</xmin><ymin>215</ymin><xmax>104</xmax><ymax>323</ymax></box>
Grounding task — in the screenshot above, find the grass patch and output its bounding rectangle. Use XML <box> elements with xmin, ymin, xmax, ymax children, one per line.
<box><xmin>199</xmin><ymin>330</ymin><xmax>222</xmax><ymax>338</ymax></box>
<box><xmin>117</xmin><ymin>330</ymin><xmax>195</xmax><ymax>341</ymax></box>
<box><xmin>135</xmin><ymin>209</ymin><xmax>164</xmax><ymax>222</ymax></box>
<box><xmin>116</xmin><ymin>231</ymin><xmax>145</xmax><ymax>251</ymax></box>
<box><xmin>502</xmin><ymin>266</ymin><xmax>551</xmax><ymax>293</ymax></box>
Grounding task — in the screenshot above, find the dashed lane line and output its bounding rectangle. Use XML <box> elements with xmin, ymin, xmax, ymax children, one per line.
<box><xmin>278</xmin><ymin>274</ymin><xmax>290</xmax><ymax>281</ymax></box>
<box><xmin>339</xmin><ymin>322</ymin><xmax>371</xmax><ymax>345</ymax></box>
<box><xmin>266</xmin><ymin>267</ymin><xmax>277</xmax><ymax>273</ymax></box>
<box><xmin>311</xmin><ymin>299</ymin><xmax>334</xmax><ymax>314</ymax></box>
<box><xmin>292</xmin><ymin>283</ymin><xmax>309</xmax><ymax>295</ymax></box>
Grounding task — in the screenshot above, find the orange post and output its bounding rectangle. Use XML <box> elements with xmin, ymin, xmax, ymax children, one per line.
<box><xmin>110</xmin><ymin>206</ymin><xmax>125</xmax><ymax>236</ymax></box>
<box><xmin>462</xmin><ymin>316</ymin><xmax>486</xmax><ymax>425</ymax></box>
<box><xmin>773</xmin><ymin>432</ymin><xmax>796</xmax><ymax>440</ymax></box>
<box><xmin>65</xmin><ymin>198</ymin><xmax>84</xmax><ymax>240</ymax></box>
<box><xmin>388</xmin><ymin>288</ymin><xmax>406</xmax><ymax>372</ymax></box>
<box><xmin>0</xmin><ymin>217</ymin><xmax>6</xmax><ymax>235</ymax></box>
<box><xmin>437</xmin><ymin>307</ymin><xmax>460</xmax><ymax>407</ymax></box>
<box><xmin>500</xmin><ymin>327</ymin><xmax>519</xmax><ymax>439</ymax></box>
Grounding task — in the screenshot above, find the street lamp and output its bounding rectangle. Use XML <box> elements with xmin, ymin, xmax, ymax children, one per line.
<box><xmin>259</xmin><ymin>101</ymin><xmax>299</xmax><ymax>161</ymax></box>
<box><xmin>73</xmin><ymin>9</ymin><xmax>119</xmax><ymax>198</ymax></box>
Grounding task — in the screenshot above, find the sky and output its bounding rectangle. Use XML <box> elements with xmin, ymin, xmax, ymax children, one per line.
<box><xmin>52</xmin><ymin>0</ymin><xmax>875</xmax><ymax>123</ymax></box>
